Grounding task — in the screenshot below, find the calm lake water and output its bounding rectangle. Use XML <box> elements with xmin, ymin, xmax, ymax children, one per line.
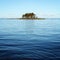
<box><xmin>0</xmin><ymin>19</ymin><xmax>60</xmax><ymax>60</ymax></box>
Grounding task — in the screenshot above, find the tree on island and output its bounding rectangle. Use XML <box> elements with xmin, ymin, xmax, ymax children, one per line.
<box><xmin>22</xmin><ymin>13</ymin><xmax>37</xmax><ymax>19</ymax></box>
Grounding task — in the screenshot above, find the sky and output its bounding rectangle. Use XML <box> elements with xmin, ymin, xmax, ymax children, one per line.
<box><xmin>0</xmin><ymin>0</ymin><xmax>60</xmax><ymax>18</ymax></box>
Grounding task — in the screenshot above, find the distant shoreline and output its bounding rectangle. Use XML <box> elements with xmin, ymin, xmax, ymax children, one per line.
<box><xmin>0</xmin><ymin>18</ymin><xmax>45</xmax><ymax>20</ymax></box>
<box><xmin>19</xmin><ymin>18</ymin><xmax>45</xmax><ymax>20</ymax></box>
<box><xmin>0</xmin><ymin>18</ymin><xmax>60</xmax><ymax>20</ymax></box>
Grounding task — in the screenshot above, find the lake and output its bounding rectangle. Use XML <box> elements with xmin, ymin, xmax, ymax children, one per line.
<box><xmin>0</xmin><ymin>19</ymin><xmax>60</xmax><ymax>60</ymax></box>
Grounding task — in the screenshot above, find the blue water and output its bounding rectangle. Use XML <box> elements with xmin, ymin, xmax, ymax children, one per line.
<box><xmin>0</xmin><ymin>19</ymin><xmax>60</xmax><ymax>60</ymax></box>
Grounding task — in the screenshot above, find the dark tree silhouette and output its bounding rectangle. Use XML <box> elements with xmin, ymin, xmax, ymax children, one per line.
<box><xmin>22</xmin><ymin>13</ymin><xmax>36</xmax><ymax>19</ymax></box>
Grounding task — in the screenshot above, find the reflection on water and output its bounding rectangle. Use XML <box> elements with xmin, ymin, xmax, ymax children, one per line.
<box><xmin>24</xmin><ymin>20</ymin><xmax>34</xmax><ymax>34</ymax></box>
<box><xmin>0</xmin><ymin>19</ymin><xmax>60</xmax><ymax>60</ymax></box>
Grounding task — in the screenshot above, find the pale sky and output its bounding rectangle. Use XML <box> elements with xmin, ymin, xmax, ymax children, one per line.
<box><xmin>0</xmin><ymin>0</ymin><xmax>60</xmax><ymax>18</ymax></box>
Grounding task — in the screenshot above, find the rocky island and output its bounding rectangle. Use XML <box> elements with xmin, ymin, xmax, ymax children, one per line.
<box><xmin>20</xmin><ymin>13</ymin><xmax>45</xmax><ymax>20</ymax></box>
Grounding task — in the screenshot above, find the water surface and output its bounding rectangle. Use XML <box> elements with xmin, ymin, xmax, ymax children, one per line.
<box><xmin>0</xmin><ymin>19</ymin><xmax>60</xmax><ymax>60</ymax></box>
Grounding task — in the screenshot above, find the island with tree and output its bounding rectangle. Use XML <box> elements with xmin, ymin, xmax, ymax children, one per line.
<box><xmin>20</xmin><ymin>12</ymin><xmax>45</xmax><ymax>20</ymax></box>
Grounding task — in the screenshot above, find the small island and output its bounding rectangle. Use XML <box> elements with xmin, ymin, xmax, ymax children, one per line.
<box><xmin>20</xmin><ymin>12</ymin><xmax>45</xmax><ymax>20</ymax></box>
<box><xmin>2</xmin><ymin>12</ymin><xmax>45</xmax><ymax>20</ymax></box>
